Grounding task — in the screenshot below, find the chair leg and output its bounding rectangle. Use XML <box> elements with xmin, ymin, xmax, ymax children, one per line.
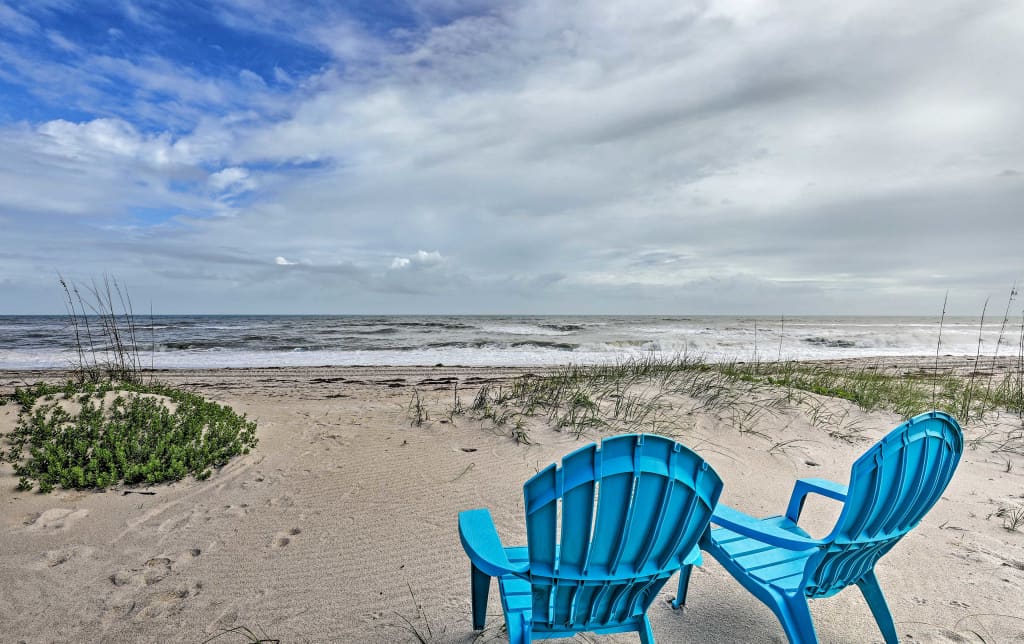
<box><xmin>774</xmin><ymin>593</ymin><xmax>819</xmax><ymax>644</ymax></box>
<box><xmin>638</xmin><ymin>614</ymin><xmax>655</xmax><ymax>644</ymax></box>
<box><xmin>857</xmin><ymin>570</ymin><xmax>899</xmax><ymax>644</ymax></box>
<box><xmin>470</xmin><ymin>564</ymin><xmax>490</xmax><ymax>630</ymax></box>
<box><xmin>672</xmin><ymin>564</ymin><xmax>693</xmax><ymax>610</ymax></box>
<box><xmin>507</xmin><ymin>611</ymin><xmax>531</xmax><ymax>644</ymax></box>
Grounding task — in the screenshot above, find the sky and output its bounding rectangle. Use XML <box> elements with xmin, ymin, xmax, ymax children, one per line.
<box><xmin>0</xmin><ymin>0</ymin><xmax>1022</xmax><ymax>315</ymax></box>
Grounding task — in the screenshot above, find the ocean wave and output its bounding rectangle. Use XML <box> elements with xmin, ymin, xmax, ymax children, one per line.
<box><xmin>424</xmin><ymin>339</ymin><xmax>579</xmax><ymax>351</ymax></box>
<box><xmin>160</xmin><ymin>341</ymin><xmax>334</xmax><ymax>352</ymax></box>
<box><xmin>538</xmin><ymin>323</ymin><xmax>585</xmax><ymax>332</ymax></box>
<box><xmin>510</xmin><ymin>340</ymin><xmax>577</xmax><ymax>350</ymax></box>
<box><xmin>388</xmin><ymin>321</ymin><xmax>476</xmax><ymax>329</ymax></box>
<box><xmin>599</xmin><ymin>340</ymin><xmax>657</xmax><ymax>348</ymax></box>
<box><xmin>350</xmin><ymin>327</ymin><xmax>401</xmax><ymax>335</ymax></box>
<box><xmin>802</xmin><ymin>336</ymin><xmax>857</xmax><ymax>348</ymax></box>
<box><xmin>482</xmin><ymin>324</ymin><xmax>574</xmax><ymax>336</ymax></box>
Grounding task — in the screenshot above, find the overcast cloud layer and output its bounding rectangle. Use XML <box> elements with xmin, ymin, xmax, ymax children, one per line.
<box><xmin>1</xmin><ymin>0</ymin><xmax>1022</xmax><ymax>314</ymax></box>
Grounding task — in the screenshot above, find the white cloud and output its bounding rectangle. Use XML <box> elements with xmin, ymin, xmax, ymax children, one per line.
<box><xmin>412</xmin><ymin>250</ymin><xmax>444</xmax><ymax>265</ymax></box>
<box><xmin>389</xmin><ymin>250</ymin><xmax>446</xmax><ymax>270</ymax></box>
<box><xmin>45</xmin><ymin>30</ymin><xmax>80</xmax><ymax>53</ymax></box>
<box><xmin>37</xmin><ymin>118</ymin><xmax>198</xmax><ymax>166</ymax></box>
<box><xmin>275</xmin><ymin>256</ymin><xmax>297</xmax><ymax>265</ymax></box>
<box><xmin>239</xmin><ymin>68</ymin><xmax>266</xmax><ymax>87</ymax></box>
<box><xmin>273</xmin><ymin>66</ymin><xmax>293</xmax><ymax>84</ymax></box>
<box><xmin>208</xmin><ymin>166</ymin><xmax>255</xmax><ymax>193</ymax></box>
<box><xmin>0</xmin><ymin>2</ymin><xmax>37</xmax><ymax>35</ymax></box>
<box><xmin>0</xmin><ymin>119</ymin><xmax>218</xmax><ymax>219</ymax></box>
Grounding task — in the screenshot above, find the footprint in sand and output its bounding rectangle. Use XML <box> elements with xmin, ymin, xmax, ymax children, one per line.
<box><xmin>24</xmin><ymin>508</ymin><xmax>89</xmax><ymax>531</ymax></box>
<box><xmin>157</xmin><ymin>509</ymin><xmax>195</xmax><ymax>533</ymax></box>
<box><xmin>143</xmin><ymin>558</ymin><xmax>173</xmax><ymax>585</ymax></box>
<box><xmin>222</xmin><ymin>503</ymin><xmax>250</xmax><ymax>518</ymax></box>
<box><xmin>28</xmin><ymin>545</ymin><xmax>96</xmax><ymax>570</ymax></box>
<box><xmin>265</xmin><ymin>495</ymin><xmax>294</xmax><ymax>508</ymax></box>
<box><xmin>133</xmin><ymin>581</ymin><xmax>203</xmax><ymax>619</ymax></box>
<box><xmin>209</xmin><ymin>606</ymin><xmax>240</xmax><ymax>631</ymax></box>
<box><xmin>272</xmin><ymin>527</ymin><xmax>301</xmax><ymax>548</ymax></box>
<box><xmin>110</xmin><ymin>548</ymin><xmax>202</xmax><ymax>588</ymax></box>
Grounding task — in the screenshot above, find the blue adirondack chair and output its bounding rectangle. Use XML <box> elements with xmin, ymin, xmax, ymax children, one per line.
<box><xmin>677</xmin><ymin>410</ymin><xmax>963</xmax><ymax>643</ymax></box>
<box><xmin>459</xmin><ymin>434</ymin><xmax>723</xmax><ymax>643</ymax></box>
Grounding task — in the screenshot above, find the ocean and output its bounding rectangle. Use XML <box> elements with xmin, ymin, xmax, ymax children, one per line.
<box><xmin>0</xmin><ymin>314</ymin><xmax>1018</xmax><ymax>370</ymax></box>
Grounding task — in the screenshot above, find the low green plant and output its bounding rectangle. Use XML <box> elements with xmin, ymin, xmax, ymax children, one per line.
<box><xmin>2</xmin><ymin>380</ymin><xmax>257</xmax><ymax>493</ymax></box>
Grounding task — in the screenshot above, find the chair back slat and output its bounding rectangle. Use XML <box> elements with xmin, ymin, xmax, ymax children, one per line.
<box><xmin>656</xmin><ymin>456</ymin><xmax>712</xmax><ymax>570</ymax></box>
<box><xmin>583</xmin><ymin>436</ymin><xmax>638</xmax><ymax>573</ymax></box>
<box><xmin>522</xmin><ymin>434</ymin><xmax>722</xmax><ymax>634</ymax></box>
<box><xmin>558</xmin><ymin>444</ymin><xmax>599</xmax><ymax>575</ymax></box>
<box><xmin>524</xmin><ymin>464</ymin><xmax>558</xmax><ymax>575</ymax></box>
<box><xmin>807</xmin><ymin>412</ymin><xmax>962</xmax><ymax>597</ymax></box>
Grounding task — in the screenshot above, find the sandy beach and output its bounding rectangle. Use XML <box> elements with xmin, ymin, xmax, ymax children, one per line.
<box><xmin>4</xmin><ymin>0</ymin><xmax>1023</xmax><ymax>640</ymax></box>
<box><xmin>1</xmin><ymin>361</ymin><xmax>1022</xmax><ymax>643</ymax></box>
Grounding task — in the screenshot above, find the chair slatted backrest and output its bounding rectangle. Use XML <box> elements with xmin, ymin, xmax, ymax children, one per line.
<box><xmin>523</xmin><ymin>434</ymin><xmax>723</xmax><ymax>632</ymax></box>
<box><xmin>806</xmin><ymin>411</ymin><xmax>963</xmax><ymax>598</ymax></box>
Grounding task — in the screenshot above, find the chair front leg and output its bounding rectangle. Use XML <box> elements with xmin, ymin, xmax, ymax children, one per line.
<box><xmin>471</xmin><ymin>563</ymin><xmax>491</xmax><ymax>630</ymax></box>
<box><xmin>776</xmin><ymin>593</ymin><xmax>819</xmax><ymax>644</ymax></box>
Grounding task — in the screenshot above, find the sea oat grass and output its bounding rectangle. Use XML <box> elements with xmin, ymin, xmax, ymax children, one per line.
<box><xmin>996</xmin><ymin>505</ymin><xmax>1024</xmax><ymax>532</ymax></box>
<box><xmin>59</xmin><ymin>273</ymin><xmax>146</xmax><ymax>384</ymax></box>
<box><xmin>434</xmin><ymin>350</ymin><xmax>1024</xmax><ymax>445</ymax></box>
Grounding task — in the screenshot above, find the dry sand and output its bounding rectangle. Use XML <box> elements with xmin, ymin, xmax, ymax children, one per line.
<box><xmin>0</xmin><ymin>363</ymin><xmax>1022</xmax><ymax>643</ymax></box>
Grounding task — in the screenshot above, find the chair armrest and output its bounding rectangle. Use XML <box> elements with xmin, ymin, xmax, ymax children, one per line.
<box><xmin>458</xmin><ymin>509</ymin><xmax>529</xmax><ymax>578</ymax></box>
<box><xmin>708</xmin><ymin>504</ymin><xmax>822</xmax><ymax>551</ymax></box>
<box><xmin>785</xmin><ymin>478</ymin><xmax>848</xmax><ymax>524</ymax></box>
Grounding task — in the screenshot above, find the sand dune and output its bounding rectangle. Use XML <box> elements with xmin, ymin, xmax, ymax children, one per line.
<box><xmin>1</xmin><ymin>364</ymin><xmax>1022</xmax><ymax>642</ymax></box>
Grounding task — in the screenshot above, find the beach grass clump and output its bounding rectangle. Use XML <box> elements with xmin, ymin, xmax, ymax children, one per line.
<box><xmin>201</xmin><ymin>624</ymin><xmax>280</xmax><ymax>644</ymax></box>
<box><xmin>2</xmin><ymin>380</ymin><xmax>257</xmax><ymax>493</ymax></box>
<box><xmin>59</xmin><ymin>274</ymin><xmax>148</xmax><ymax>385</ymax></box>
<box><xmin>452</xmin><ymin>357</ymin><xmax>793</xmax><ymax>439</ymax></box>
<box><xmin>442</xmin><ymin>349</ymin><xmax>1024</xmax><ymax>449</ymax></box>
<box><xmin>454</xmin><ymin>355</ymin><xmax>726</xmax><ymax>438</ymax></box>
<box><xmin>716</xmin><ymin>356</ymin><xmax>1024</xmax><ymax>426</ymax></box>
<box><xmin>995</xmin><ymin>504</ymin><xmax>1024</xmax><ymax>532</ymax></box>
<box><xmin>408</xmin><ymin>389</ymin><xmax>429</xmax><ymax>427</ymax></box>
<box><xmin>731</xmin><ymin>362</ymin><xmax>934</xmax><ymax>418</ymax></box>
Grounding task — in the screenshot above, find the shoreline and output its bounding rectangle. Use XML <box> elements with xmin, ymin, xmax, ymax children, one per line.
<box><xmin>3</xmin><ymin>353</ymin><xmax>1021</xmax><ymax>393</ymax></box>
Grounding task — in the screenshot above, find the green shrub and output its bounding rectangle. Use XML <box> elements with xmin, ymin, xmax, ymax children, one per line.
<box><xmin>2</xmin><ymin>380</ymin><xmax>257</xmax><ymax>492</ymax></box>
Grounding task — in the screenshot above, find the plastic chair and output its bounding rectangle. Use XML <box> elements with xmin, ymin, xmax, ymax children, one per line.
<box><xmin>678</xmin><ymin>411</ymin><xmax>963</xmax><ymax>643</ymax></box>
<box><xmin>459</xmin><ymin>434</ymin><xmax>723</xmax><ymax>643</ymax></box>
